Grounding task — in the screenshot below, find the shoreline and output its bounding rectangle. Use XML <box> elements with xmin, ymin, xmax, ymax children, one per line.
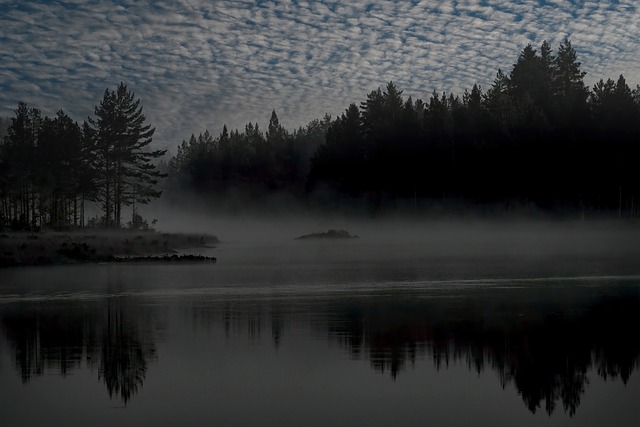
<box><xmin>0</xmin><ymin>230</ymin><xmax>218</xmax><ymax>267</ymax></box>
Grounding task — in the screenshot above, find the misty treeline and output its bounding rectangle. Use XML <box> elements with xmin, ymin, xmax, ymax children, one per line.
<box><xmin>169</xmin><ymin>39</ymin><xmax>640</xmax><ymax>216</ymax></box>
<box><xmin>170</xmin><ymin>110</ymin><xmax>328</xmax><ymax>194</ymax></box>
<box><xmin>0</xmin><ymin>83</ymin><xmax>165</xmax><ymax>230</ymax></box>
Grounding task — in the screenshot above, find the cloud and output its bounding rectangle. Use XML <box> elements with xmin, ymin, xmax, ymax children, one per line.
<box><xmin>0</xmin><ymin>0</ymin><xmax>639</xmax><ymax>153</ymax></box>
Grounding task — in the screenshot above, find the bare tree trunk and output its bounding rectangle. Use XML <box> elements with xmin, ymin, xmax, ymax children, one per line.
<box><xmin>115</xmin><ymin>160</ymin><xmax>122</xmax><ymax>228</ymax></box>
<box><xmin>619</xmin><ymin>185</ymin><xmax>622</xmax><ymax>219</ymax></box>
<box><xmin>23</xmin><ymin>183</ymin><xmax>29</xmax><ymax>226</ymax></box>
<box><xmin>105</xmin><ymin>161</ymin><xmax>111</xmax><ymax>227</ymax></box>
<box><xmin>30</xmin><ymin>189</ymin><xmax>35</xmax><ymax>229</ymax></box>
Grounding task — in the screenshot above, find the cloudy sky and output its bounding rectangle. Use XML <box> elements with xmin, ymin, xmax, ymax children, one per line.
<box><xmin>1</xmin><ymin>0</ymin><xmax>639</xmax><ymax>152</ymax></box>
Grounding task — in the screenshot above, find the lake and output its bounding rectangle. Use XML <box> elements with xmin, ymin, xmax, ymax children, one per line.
<box><xmin>1</xmin><ymin>222</ymin><xmax>639</xmax><ymax>426</ymax></box>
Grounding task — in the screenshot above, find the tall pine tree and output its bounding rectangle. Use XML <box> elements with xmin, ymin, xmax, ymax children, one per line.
<box><xmin>89</xmin><ymin>83</ymin><xmax>166</xmax><ymax>227</ymax></box>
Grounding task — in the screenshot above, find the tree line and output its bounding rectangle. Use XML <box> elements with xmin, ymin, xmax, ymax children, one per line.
<box><xmin>0</xmin><ymin>83</ymin><xmax>165</xmax><ymax>230</ymax></box>
<box><xmin>3</xmin><ymin>40</ymin><xmax>639</xmax><ymax>224</ymax></box>
<box><xmin>169</xmin><ymin>111</ymin><xmax>331</xmax><ymax>193</ymax></box>
<box><xmin>169</xmin><ymin>39</ymin><xmax>640</xmax><ymax>216</ymax></box>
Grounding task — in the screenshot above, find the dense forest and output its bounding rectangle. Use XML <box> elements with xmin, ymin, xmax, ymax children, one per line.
<box><xmin>0</xmin><ymin>84</ymin><xmax>165</xmax><ymax>230</ymax></box>
<box><xmin>2</xmin><ymin>39</ymin><xmax>640</xmax><ymax>229</ymax></box>
<box><xmin>168</xmin><ymin>39</ymin><xmax>640</xmax><ymax>217</ymax></box>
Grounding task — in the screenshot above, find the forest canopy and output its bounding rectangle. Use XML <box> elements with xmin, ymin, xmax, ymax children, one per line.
<box><xmin>2</xmin><ymin>39</ymin><xmax>640</xmax><ymax>229</ymax></box>
<box><xmin>167</xmin><ymin>39</ymin><xmax>640</xmax><ymax>217</ymax></box>
<box><xmin>0</xmin><ymin>83</ymin><xmax>165</xmax><ymax>230</ymax></box>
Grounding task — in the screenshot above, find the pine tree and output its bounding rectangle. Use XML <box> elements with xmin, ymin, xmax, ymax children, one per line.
<box><xmin>360</xmin><ymin>87</ymin><xmax>385</xmax><ymax>139</ymax></box>
<box><xmin>383</xmin><ymin>81</ymin><xmax>404</xmax><ymax>125</ymax></box>
<box><xmin>265</xmin><ymin>110</ymin><xmax>295</xmax><ymax>185</ymax></box>
<box><xmin>554</xmin><ymin>39</ymin><xmax>587</xmax><ymax>99</ymax></box>
<box><xmin>484</xmin><ymin>69</ymin><xmax>512</xmax><ymax>135</ymax></box>
<box><xmin>89</xmin><ymin>83</ymin><xmax>166</xmax><ymax>227</ymax></box>
<box><xmin>553</xmin><ymin>38</ymin><xmax>589</xmax><ymax>128</ymax></box>
<box><xmin>308</xmin><ymin>104</ymin><xmax>365</xmax><ymax>195</ymax></box>
<box><xmin>509</xmin><ymin>44</ymin><xmax>542</xmax><ymax>100</ymax></box>
<box><xmin>1</xmin><ymin>103</ymin><xmax>41</xmax><ymax>228</ymax></box>
<box><xmin>266</xmin><ymin>110</ymin><xmax>287</xmax><ymax>146</ymax></box>
<box><xmin>37</xmin><ymin>110</ymin><xmax>85</xmax><ymax>227</ymax></box>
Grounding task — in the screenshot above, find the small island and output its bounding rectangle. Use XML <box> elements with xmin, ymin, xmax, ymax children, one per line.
<box><xmin>295</xmin><ymin>229</ymin><xmax>359</xmax><ymax>240</ymax></box>
<box><xmin>0</xmin><ymin>231</ymin><xmax>218</xmax><ymax>267</ymax></box>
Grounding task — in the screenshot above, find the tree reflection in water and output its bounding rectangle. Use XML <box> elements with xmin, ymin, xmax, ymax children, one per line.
<box><xmin>1</xmin><ymin>282</ymin><xmax>638</xmax><ymax>414</ymax></box>
<box><xmin>2</xmin><ymin>306</ymin><xmax>97</xmax><ymax>382</ymax></box>
<box><xmin>326</xmin><ymin>290</ymin><xmax>640</xmax><ymax>416</ymax></box>
<box><xmin>1</xmin><ymin>298</ymin><xmax>159</xmax><ymax>404</ymax></box>
<box><xmin>99</xmin><ymin>298</ymin><xmax>157</xmax><ymax>404</ymax></box>
<box><xmin>181</xmin><ymin>283</ymin><xmax>639</xmax><ymax>416</ymax></box>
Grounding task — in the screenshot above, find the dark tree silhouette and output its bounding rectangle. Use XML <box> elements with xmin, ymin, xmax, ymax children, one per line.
<box><xmin>88</xmin><ymin>83</ymin><xmax>166</xmax><ymax>228</ymax></box>
<box><xmin>37</xmin><ymin>110</ymin><xmax>96</xmax><ymax>227</ymax></box>
<box><xmin>3</xmin><ymin>40</ymin><xmax>640</xmax><ymax>224</ymax></box>
<box><xmin>0</xmin><ymin>85</ymin><xmax>164</xmax><ymax>230</ymax></box>
<box><xmin>1</xmin><ymin>103</ymin><xmax>41</xmax><ymax>229</ymax></box>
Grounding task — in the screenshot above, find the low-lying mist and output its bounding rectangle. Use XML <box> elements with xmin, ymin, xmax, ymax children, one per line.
<box><xmin>147</xmin><ymin>196</ymin><xmax>640</xmax><ymax>261</ymax></box>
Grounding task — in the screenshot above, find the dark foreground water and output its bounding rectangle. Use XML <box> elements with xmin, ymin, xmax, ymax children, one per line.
<box><xmin>1</xmin><ymin>231</ymin><xmax>639</xmax><ymax>427</ymax></box>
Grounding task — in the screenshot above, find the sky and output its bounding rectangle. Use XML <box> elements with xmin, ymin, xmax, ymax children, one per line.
<box><xmin>1</xmin><ymin>0</ymin><xmax>639</xmax><ymax>153</ymax></box>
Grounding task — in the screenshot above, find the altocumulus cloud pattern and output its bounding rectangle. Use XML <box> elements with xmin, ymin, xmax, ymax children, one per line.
<box><xmin>1</xmin><ymin>0</ymin><xmax>639</xmax><ymax>151</ymax></box>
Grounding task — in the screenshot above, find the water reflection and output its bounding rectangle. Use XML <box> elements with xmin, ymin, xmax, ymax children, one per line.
<box><xmin>2</xmin><ymin>306</ymin><xmax>94</xmax><ymax>381</ymax></box>
<box><xmin>1</xmin><ymin>298</ymin><xmax>160</xmax><ymax>404</ymax></box>
<box><xmin>325</xmin><ymin>292</ymin><xmax>640</xmax><ymax>416</ymax></box>
<box><xmin>183</xmin><ymin>284</ymin><xmax>640</xmax><ymax>417</ymax></box>
<box><xmin>1</xmin><ymin>281</ymin><xmax>638</xmax><ymax>416</ymax></box>
<box><xmin>99</xmin><ymin>299</ymin><xmax>158</xmax><ymax>403</ymax></box>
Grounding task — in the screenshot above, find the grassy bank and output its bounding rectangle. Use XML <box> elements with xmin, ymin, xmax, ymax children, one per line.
<box><xmin>0</xmin><ymin>230</ymin><xmax>218</xmax><ymax>267</ymax></box>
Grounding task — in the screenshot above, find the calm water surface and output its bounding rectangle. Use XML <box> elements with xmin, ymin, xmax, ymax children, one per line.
<box><xmin>1</xmin><ymin>234</ymin><xmax>639</xmax><ymax>427</ymax></box>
